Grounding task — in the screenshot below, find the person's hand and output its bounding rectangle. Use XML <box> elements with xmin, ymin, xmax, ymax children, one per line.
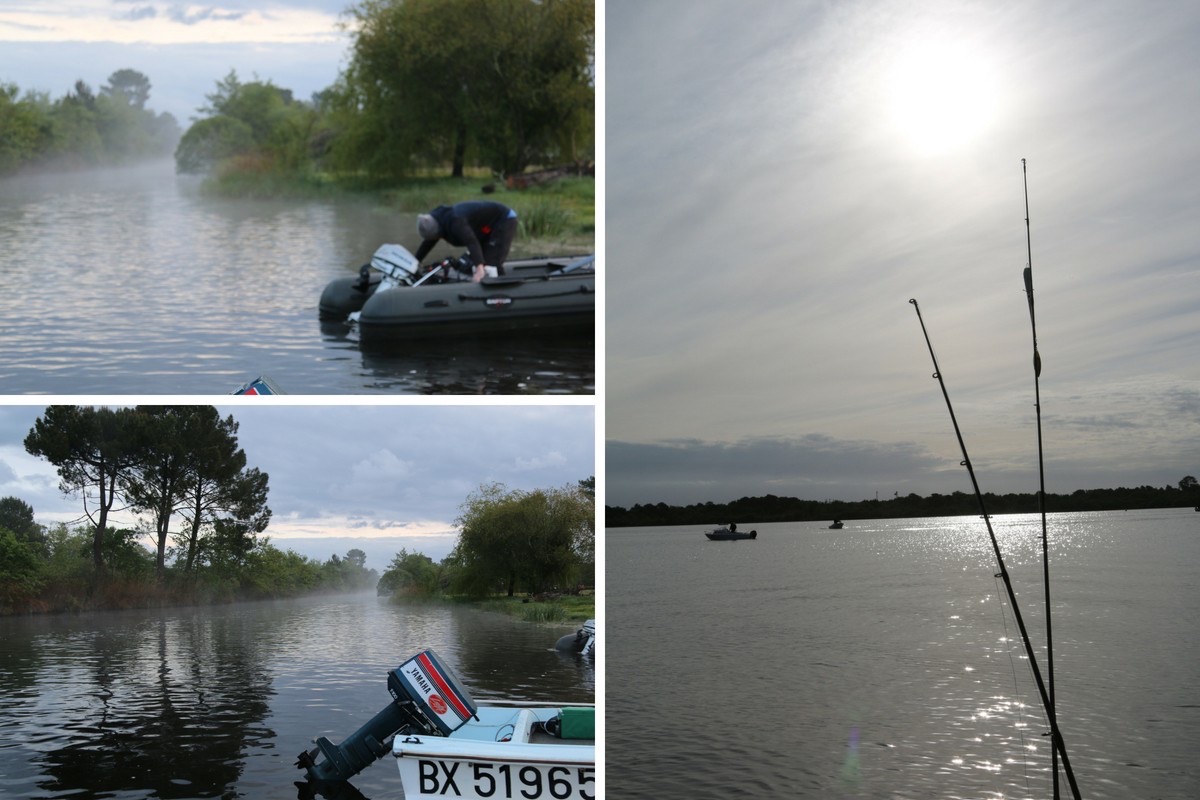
<box><xmin>471</xmin><ymin>264</ymin><xmax>486</xmax><ymax>282</ymax></box>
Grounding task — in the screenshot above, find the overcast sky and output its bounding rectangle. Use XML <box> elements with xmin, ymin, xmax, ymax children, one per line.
<box><xmin>0</xmin><ymin>403</ymin><xmax>594</xmax><ymax>570</ymax></box>
<box><xmin>606</xmin><ymin>0</ymin><xmax>1200</xmax><ymax>509</ymax></box>
<box><xmin>0</xmin><ymin>1</ymin><xmax>353</xmax><ymax>121</ymax></box>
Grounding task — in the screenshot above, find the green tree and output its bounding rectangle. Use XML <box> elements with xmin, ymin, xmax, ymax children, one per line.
<box><xmin>450</xmin><ymin>481</ymin><xmax>593</xmax><ymax>597</ymax></box>
<box><xmin>339</xmin><ymin>0</ymin><xmax>593</xmax><ymax>178</ymax></box>
<box><xmin>102</xmin><ymin>69</ymin><xmax>152</xmax><ymax>110</ymax></box>
<box><xmin>175</xmin><ymin>114</ymin><xmax>255</xmax><ymax>173</ymax></box>
<box><xmin>378</xmin><ymin>548</ymin><xmax>441</xmax><ymax>597</ymax></box>
<box><xmin>123</xmin><ymin>407</ymin><xmax>194</xmax><ymax>577</ymax></box>
<box><xmin>0</xmin><ymin>528</ymin><xmax>44</xmax><ymax>610</ymax></box>
<box><xmin>0</xmin><ymin>84</ymin><xmax>52</xmax><ymax>173</ymax></box>
<box><xmin>175</xmin><ymin>70</ymin><xmax>317</xmax><ymax>174</ymax></box>
<box><xmin>24</xmin><ymin>406</ymin><xmax>150</xmax><ymax>570</ymax></box>
<box><xmin>173</xmin><ymin>410</ymin><xmax>271</xmax><ymax>572</ymax></box>
<box><xmin>0</xmin><ymin>497</ymin><xmax>46</xmax><ymax>555</ymax></box>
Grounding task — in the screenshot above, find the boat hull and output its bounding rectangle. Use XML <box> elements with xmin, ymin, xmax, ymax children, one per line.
<box><xmin>320</xmin><ymin>255</ymin><xmax>595</xmax><ymax>342</ymax></box>
<box><xmin>394</xmin><ymin>705</ymin><xmax>595</xmax><ymax>800</ymax></box>
<box><xmin>704</xmin><ymin>529</ymin><xmax>756</xmax><ymax>540</ymax></box>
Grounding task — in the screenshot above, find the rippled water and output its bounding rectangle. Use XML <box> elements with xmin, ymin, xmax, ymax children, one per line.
<box><xmin>0</xmin><ymin>593</ymin><xmax>594</xmax><ymax>799</ymax></box>
<box><xmin>607</xmin><ymin>508</ymin><xmax>1200</xmax><ymax>799</ymax></box>
<box><xmin>0</xmin><ymin>163</ymin><xmax>594</xmax><ymax>395</ymax></box>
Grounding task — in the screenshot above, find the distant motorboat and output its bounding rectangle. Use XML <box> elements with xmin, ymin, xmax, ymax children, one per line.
<box><xmin>704</xmin><ymin>527</ymin><xmax>757</xmax><ymax>541</ymax></box>
<box><xmin>828</xmin><ymin>520</ymin><xmax>844</xmax><ymax>529</ymax></box>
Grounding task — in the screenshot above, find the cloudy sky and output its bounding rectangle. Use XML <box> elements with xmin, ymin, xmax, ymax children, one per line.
<box><xmin>0</xmin><ymin>0</ymin><xmax>353</xmax><ymax>121</ymax></box>
<box><xmin>606</xmin><ymin>0</ymin><xmax>1200</xmax><ymax>508</ymax></box>
<box><xmin>0</xmin><ymin>403</ymin><xmax>594</xmax><ymax>570</ymax></box>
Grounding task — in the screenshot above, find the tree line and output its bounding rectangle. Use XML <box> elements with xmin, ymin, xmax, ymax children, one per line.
<box><xmin>606</xmin><ymin>476</ymin><xmax>1200</xmax><ymax>527</ymax></box>
<box><xmin>1</xmin><ymin>406</ymin><xmax>376</xmax><ymax>614</ymax></box>
<box><xmin>1</xmin><ymin>404</ymin><xmax>594</xmax><ymax>615</ymax></box>
<box><xmin>0</xmin><ymin>69</ymin><xmax>180</xmax><ymax>175</ymax></box>
<box><xmin>175</xmin><ymin>0</ymin><xmax>594</xmax><ymax>184</ymax></box>
<box><xmin>377</xmin><ymin>477</ymin><xmax>595</xmax><ymax>600</ymax></box>
<box><xmin>2</xmin><ymin>1</ymin><xmax>593</xmax><ymax>188</ymax></box>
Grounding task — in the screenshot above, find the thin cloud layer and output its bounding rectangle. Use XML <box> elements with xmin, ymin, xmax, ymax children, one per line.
<box><xmin>606</xmin><ymin>0</ymin><xmax>1200</xmax><ymax>506</ymax></box>
<box><xmin>0</xmin><ymin>1</ymin><xmax>346</xmax><ymax>44</ymax></box>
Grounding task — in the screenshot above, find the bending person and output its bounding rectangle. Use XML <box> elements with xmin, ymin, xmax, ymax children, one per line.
<box><xmin>414</xmin><ymin>201</ymin><xmax>518</xmax><ymax>282</ymax></box>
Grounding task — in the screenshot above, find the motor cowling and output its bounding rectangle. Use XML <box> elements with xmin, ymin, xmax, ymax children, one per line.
<box><xmin>296</xmin><ymin>649</ymin><xmax>477</xmax><ymax>784</ymax></box>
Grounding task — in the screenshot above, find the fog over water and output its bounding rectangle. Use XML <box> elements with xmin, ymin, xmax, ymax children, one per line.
<box><xmin>0</xmin><ymin>161</ymin><xmax>594</xmax><ymax>395</ymax></box>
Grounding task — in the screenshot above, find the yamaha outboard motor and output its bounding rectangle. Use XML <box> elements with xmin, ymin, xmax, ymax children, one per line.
<box><xmin>296</xmin><ymin>649</ymin><xmax>478</xmax><ymax>783</ymax></box>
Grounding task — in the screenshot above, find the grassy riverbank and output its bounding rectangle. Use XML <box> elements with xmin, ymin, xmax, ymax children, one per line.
<box><xmin>207</xmin><ymin>167</ymin><xmax>595</xmax><ymax>257</ymax></box>
<box><xmin>475</xmin><ymin>594</ymin><xmax>594</xmax><ymax>625</ymax></box>
<box><xmin>389</xmin><ymin>592</ymin><xmax>594</xmax><ymax>626</ymax></box>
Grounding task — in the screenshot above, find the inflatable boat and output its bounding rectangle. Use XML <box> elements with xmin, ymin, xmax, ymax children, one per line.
<box><xmin>319</xmin><ymin>244</ymin><xmax>595</xmax><ymax>342</ymax></box>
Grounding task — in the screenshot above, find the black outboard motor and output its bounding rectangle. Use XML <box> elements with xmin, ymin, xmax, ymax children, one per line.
<box><xmin>296</xmin><ymin>649</ymin><xmax>478</xmax><ymax>783</ymax></box>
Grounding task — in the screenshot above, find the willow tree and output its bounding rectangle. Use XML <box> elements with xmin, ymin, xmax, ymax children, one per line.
<box><xmin>450</xmin><ymin>481</ymin><xmax>593</xmax><ymax>597</ymax></box>
<box><xmin>336</xmin><ymin>0</ymin><xmax>594</xmax><ymax>178</ymax></box>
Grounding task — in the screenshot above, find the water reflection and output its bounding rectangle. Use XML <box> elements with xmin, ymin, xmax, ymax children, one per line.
<box><xmin>0</xmin><ymin>594</ymin><xmax>593</xmax><ymax>799</ymax></box>
<box><xmin>7</xmin><ymin>614</ymin><xmax>274</xmax><ymax>798</ymax></box>
<box><xmin>0</xmin><ymin>162</ymin><xmax>594</xmax><ymax>394</ymax></box>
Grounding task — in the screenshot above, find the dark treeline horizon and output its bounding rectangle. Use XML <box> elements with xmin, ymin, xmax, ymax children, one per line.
<box><xmin>605</xmin><ymin>478</ymin><xmax>1200</xmax><ymax>527</ymax></box>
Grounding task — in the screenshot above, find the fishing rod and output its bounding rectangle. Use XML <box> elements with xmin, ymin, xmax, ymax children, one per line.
<box><xmin>909</xmin><ymin>298</ymin><xmax>1082</xmax><ymax>799</ymax></box>
<box><xmin>1022</xmin><ymin>157</ymin><xmax>1059</xmax><ymax>798</ymax></box>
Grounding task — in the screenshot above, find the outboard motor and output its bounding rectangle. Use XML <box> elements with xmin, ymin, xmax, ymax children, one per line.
<box><xmin>368</xmin><ymin>243</ymin><xmax>421</xmax><ymax>287</ymax></box>
<box><xmin>296</xmin><ymin>649</ymin><xmax>477</xmax><ymax>783</ymax></box>
<box><xmin>555</xmin><ymin>619</ymin><xmax>596</xmax><ymax>657</ymax></box>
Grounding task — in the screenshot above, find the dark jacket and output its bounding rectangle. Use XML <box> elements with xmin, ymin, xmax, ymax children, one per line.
<box><xmin>414</xmin><ymin>201</ymin><xmax>514</xmax><ymax>265</ymax></box>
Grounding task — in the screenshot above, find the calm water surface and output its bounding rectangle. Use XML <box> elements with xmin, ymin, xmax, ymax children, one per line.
<box><xmin>0</xmin><ymin>592</ymin><xmax>594</xmax><ymax>799</ymax></box>
<box><xmin>608</xmin><ymin>508</ymin><xmax>1200</xmax><ymax>799</ymax></box>
<box><xmin>0</xmin><ymin>163</ymin><xmax>594</xmax><ymax>395</ymax></box>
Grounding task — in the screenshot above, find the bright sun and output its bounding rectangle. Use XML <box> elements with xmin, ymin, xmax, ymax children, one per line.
<box><xmin>886</xmin><ymin>40</ymin><xmax>1000</xmax><ymax>155</ymax></box>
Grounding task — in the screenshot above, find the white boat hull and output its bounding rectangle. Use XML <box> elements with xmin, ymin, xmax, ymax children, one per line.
<box><xmin>393</xmin><ymin>705</ymin><xmax>595</xmax><ymax>800</ymax></box>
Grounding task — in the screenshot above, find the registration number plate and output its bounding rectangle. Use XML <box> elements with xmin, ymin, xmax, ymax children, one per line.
<box><xmin>412</xmin><ymin>760</ymin><xmax>595</xmax><ymax>800</ymax></box>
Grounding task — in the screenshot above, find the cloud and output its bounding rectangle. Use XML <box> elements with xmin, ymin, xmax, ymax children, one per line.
<box><xmin>116</xmin><ymin>5</ymin><xmax>158</xmax><ymax>22</ymax></box>
<box><xmin>164</xmin><ymin>5</ymin><xmax>247</xmax><ymax>26</ymax></box>
<box><xmin>0</xmin><ymin>404</ymin><xmax>594</xmax><ymax>570</ymax></box>
<box><xmin>605</xmin><ymin>1</ymin><xmax>1200</xmax><ymax>507</ymax></box>
<box><xmin>606</xmin><ymin>435</ymin><xmax>948</xmax><ymax>508</ymax></box>
<box><xmin>0</xmin><ymin>1</ymin><xmax>347</xmax><ymax>45</ymax></box>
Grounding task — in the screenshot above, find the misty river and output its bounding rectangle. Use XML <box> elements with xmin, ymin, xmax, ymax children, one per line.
<box><xmin>0</xmin><ymin>162</ymin><xmax>594</xmax><ymax>395</ymax></box>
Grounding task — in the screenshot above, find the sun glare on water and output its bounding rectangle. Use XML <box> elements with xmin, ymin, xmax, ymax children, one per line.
<box><xmin>885</xmin><ymin>39</ymin><xmax>1001</xmax><ymax>156</ymax></box>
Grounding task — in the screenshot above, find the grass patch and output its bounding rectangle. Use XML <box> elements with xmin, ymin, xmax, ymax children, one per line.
<box><xmin>202</xmin><ymin>165</ymin><xmax>595</xmax><ymax>256</ymax></box>
<box><xmin>475</xmin><ymin>594</ymin><xmax>594</xmax><ymax>625</ymax></box>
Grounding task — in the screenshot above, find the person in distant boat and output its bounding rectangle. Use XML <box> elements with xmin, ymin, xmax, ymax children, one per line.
<box><xmin>729</xmin><ymin>522</ymin><xmax>738</xmax><ymax>532</ymax></box>
<box><xmin>414</xmin><ymin>201</ymin><xmax>519</xmax><ymax>282</ymax></box>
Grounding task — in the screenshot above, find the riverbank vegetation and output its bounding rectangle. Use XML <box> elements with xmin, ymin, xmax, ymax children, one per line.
<box><xmin>0</xmin><ymin>70</ymin><xmax>179</xmax><ymax>175</ymax></box>
<box><xmin>2</xmin><ymin>1</ymin><xmax>594</xmax><ymax>253</ymax></box>
<box><xmin>376</xmin><ymin>477</ymin><xmax>595</xmax><ymax>624</ymax></box>
<box><xmin>1</xmin><ymin>406</ymin><xmax>376</xmax><ymax>616</ymax></box>
<box><xmin>1</xmin><ymin>407</ymin><xmax>594</xmax><ymax>618</ymax></box>
<box><xmin>606</xmin><ymin>475</ymin><xmax>1200</xmax><ymax>527</ymax></box>
<box><xmin>173</xmin><ymin>0</ymin><xmax>594</xmax><ymax>202</ymax></box>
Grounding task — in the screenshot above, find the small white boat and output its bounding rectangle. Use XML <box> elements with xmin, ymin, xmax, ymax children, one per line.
<box><xmin>297</xmin><ymin>648</ymin><xmax>594</xmax><ymax>799</ymax></box>
<box><xmin>393</xmin><ymin>702</ymin><xmax>595</xmax><ymax>800</ymax></box>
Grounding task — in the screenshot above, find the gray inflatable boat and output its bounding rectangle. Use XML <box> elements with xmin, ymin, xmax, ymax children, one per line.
<box><xmin>319</xmin><ymin>244</ymin><xmax>595</xmax><ymax>342</ymax></box>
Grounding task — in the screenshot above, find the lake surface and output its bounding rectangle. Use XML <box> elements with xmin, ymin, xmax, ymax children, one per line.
<box><xmin>607</xmin><ymin>508</ymin><xmax>1200</xmax><ymax>799</ymax></box>
<box><xmin>0</xmin><ymin>162</ymin><xmax>594</xmax><ymax>395</ymax></box>
<box><xmin>0</xmin><ymin>592</ymin><xmax>594</xmax><ymax>799</ymax></box>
